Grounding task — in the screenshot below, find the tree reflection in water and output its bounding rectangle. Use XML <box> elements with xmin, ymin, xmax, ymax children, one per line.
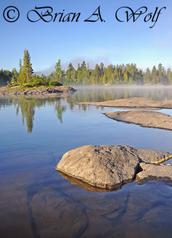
<box><xmin>1</xmin><ymin>86</ymin><xmax>172</xmax><ymax>133</ymax></box>
<box><xmin>12</xmin><ymin>97</ymin><xmax>66</xmax><ymax>133</ymax></box>
<box><xmin>55</xmin><ymin>101</ymin><xmax>66</xmax><ymax>123</ymax></box>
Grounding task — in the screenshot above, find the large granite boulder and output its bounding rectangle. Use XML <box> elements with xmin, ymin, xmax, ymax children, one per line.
<box><xmin>56</xmin><ymin>145</ymin><xmax>170</xmax><ymax>190</ymax></box>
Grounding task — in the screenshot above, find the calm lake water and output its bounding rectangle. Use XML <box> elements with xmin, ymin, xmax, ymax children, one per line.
<box><xmin>1</xmin><ymin>86</ymin><xmax>172</xmax><ymax>238</ymax></box>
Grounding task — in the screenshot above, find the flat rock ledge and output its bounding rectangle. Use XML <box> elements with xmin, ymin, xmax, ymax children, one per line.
<box><xmin>105</xmin><ymin>111</ymin><xmax>172</xmax><ymax>131</ymax></box>
<box><xmin>0</xmin><ymin>86</ymin><xmax>76</xmax><ymax>97</ymax></box>
<box><xmin>56</xmin><ymin>145</ymin><xmax>172</xmax><ymax>190</ymax></box>
<box><xmin>137</xmin><ymin>163</ymin><xmax>172</xmax><ymax>182</ymax></box>
<box><xmin>79</xmin><ymin>97</ymin><xmax>172</xmax><ymax>109</ymax></box>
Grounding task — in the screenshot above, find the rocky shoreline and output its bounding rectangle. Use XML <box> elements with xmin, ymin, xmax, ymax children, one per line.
<box><xmin>79</xmin><ymin>97</ymin><xmax>172</xmax><ymax>109</ymax></box>
<box><xmin>57</xmin><ymin>145</ymin><xmax>172</xmax><ymax>191</ymax></box>
<box><xmin>105</xmin><ymin>111</ymin><xmax>172</xmax><ymax>131</ymax></box>
<box><xmin>0</xmin><ymin>86</ymin><xmax>76</xmax><ymax>97</ymax></box>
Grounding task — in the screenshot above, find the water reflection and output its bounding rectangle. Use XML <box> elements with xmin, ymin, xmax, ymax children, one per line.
<box><xmin>16</xmin><ymin>98</ymin><xmax>35</xmax><ymax>133</ymax></box>
<box><xmin>59</xmin><ymin>172</ymin><xmax>123</xmax><ymax>192</ymax></box>
<box><xmin>0</xmin><ymin>86</ymin><xmax>172</xmax><ymax>133</ymax></box>
<box><xmin>0</xmin><ymin>97</ymin><xmax>67</xmax><ymax>133</ymax></box>
<box><xmin>55</xmin><ymin>101</ymin><xmax>66</xmax><ymax>123</ymax></box>
<box><xmin>1</xmin><ymin>86</ymin><xmax>172</xmax><ymax>237</ymax></box>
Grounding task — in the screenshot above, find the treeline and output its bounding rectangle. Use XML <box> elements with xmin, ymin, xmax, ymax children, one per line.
<box><xmin>63</xmin><ymin>62</ymin><xmax>172</xmax><ymax>85</ymax></box>
<box><xmin>1</xmin><ymin>49</ymin><xmax>172</xmax><ymax>86</ymax></box>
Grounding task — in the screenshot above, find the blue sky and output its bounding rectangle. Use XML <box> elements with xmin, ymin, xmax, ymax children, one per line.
<box><xmin>0</xmin><ymin>0</ymin><xmax>172</xmax><ymax>71</ymax></box>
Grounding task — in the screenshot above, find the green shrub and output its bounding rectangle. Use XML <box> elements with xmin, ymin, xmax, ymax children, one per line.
<box><xmin>48</xmin><ymin>80</ymin><xmax>62</xmax><ymax>86</ymax></box>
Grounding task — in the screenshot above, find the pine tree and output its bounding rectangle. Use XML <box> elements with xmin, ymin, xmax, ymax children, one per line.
<box><xmin>66</xmin><ymin>63</ymin><xmax>76</xmax><ymax>83</ymax></box>
<box><xmin>18</xmin><ymin>50</ymin><xmax>33</xmax><ymax>85</ymax></box>
<box><xmin>152</xmin><ymin>66</ymin><xmax>158</xmax><ymax>84</ymax></box>
<box><xmin>144</xmin><ymin>68</ymin><xmax>151</xmax><ymax>83</ymax></box>
<box><xmin>55</xmin><ymin>60</ymin><xmax>63</xmax><ymax>82</ymax></box>
<box><xmin>90</xmin><ymin>64</ymin><xmax>101</xmax><ymax>84</ymax></box>
<box><xmin>10</xmin><ymin>68</ymin><xmax>18</xmax><ymax>85</ymax></box>
<box><xmin>79</xmin><ymin>61</ymin><xmax>89</xmax><ymax>83</ymax></box>
<box><xmin>18</xmin><ymin>59</ymin><xmax>24</xmax><ymax>85</ymax></box>
<box><xmin>22</xmin><ymin>50</ymin><xmax>33</xmax><ymax>83</ymax></box>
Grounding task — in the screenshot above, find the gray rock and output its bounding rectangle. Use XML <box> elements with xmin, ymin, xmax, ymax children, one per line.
<box><xmin>0</xmin><ymin>86</ymin><xmax>76</xmax><ymax>97</ymax></box>
<box><xmin>135</xmin><ymin>149</ymin><xmax>170</xmax><ymax>164</ymax></box>
<box><xmin>31</xmin><ymin>188</ymin><xmax>87</xmax><ymax>238</ymax></box>
<box><xmin>105</xmin><ymin>111</ymin><xmax>172</xmax><ymax>131</ymax></box>
<box><xmin>79</xmin><ymin>97</ymin><xmax>172</xmax><ymax>109</ymax></box>
<box><xmin>57</xmin><ymin>145</ymin><xmax>170</xmax><ymax>190</ymax></box>
<box><xmin>137</xmin><ymin>163</ymin><xmax>172</xmax><ymax>181</ymax></box>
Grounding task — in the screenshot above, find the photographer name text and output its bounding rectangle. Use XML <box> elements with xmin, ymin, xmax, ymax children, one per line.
<box><xmin>2</xmin><ymin>5</ymin><xmax>167</xmax><ymax>29</ymax></box>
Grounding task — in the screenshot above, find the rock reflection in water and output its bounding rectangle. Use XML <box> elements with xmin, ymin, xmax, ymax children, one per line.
<box><xmin>18</xmin><ymin>181</ymin><xmax>172</xmax><ymax>238</ymax></box>
<box><xmin>59</xmin><ymin>172</ymin><xmax>123</xmax><ymax>192</ymax></box>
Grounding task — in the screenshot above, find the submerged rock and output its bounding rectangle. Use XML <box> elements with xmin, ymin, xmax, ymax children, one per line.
<box><xmin>31</xmin><ymin>187</ymin><xmax>87</xmax><ymax>238</ymax></box>
<box><xmin>105</xmin><ymin>111</ymin><xmax>172</xmax><ymax>131</ymax></box>
<box><xmin>137</xmin><ymin>163</ymin><xmax>172</xmax><ymax>182</ymax></box>
<box><xmin>56</xmin><ymin>145</ymin><xmax>170</xmax><ymax>190</ymax></box>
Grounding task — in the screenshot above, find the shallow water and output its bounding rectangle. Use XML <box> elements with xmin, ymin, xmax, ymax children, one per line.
<box><xmin>1</xmin><ymin>86</ymin><xmax>172</xmax><ymax>238</ymax></box>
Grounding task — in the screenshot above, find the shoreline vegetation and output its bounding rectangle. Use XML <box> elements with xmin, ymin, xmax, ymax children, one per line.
<box><xmin>1</xmin><ymin>50</ymin><xmax>172</xmax><ymax>91</ymax></box>
<box><xmin>0</xmin><ymin>49</ymin><xmax>76</xmax><ymax>96</ymax></box>
<box><xmin>0</xmin><ymin>85</ymin><xmax>76</xmax><ymax>97</ymax></box>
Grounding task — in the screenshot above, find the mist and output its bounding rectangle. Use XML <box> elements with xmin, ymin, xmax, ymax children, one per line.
<box><xmin>72</xmin><ymin>85</ymin><xmax>172</xmax><ymax>102</ymax></box>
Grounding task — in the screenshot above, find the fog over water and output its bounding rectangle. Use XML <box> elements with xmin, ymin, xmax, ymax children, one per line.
<box><xmin>72</xmin><ymin>85</ymin><xmax>172</xmax><ymax>101</ymax></box>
